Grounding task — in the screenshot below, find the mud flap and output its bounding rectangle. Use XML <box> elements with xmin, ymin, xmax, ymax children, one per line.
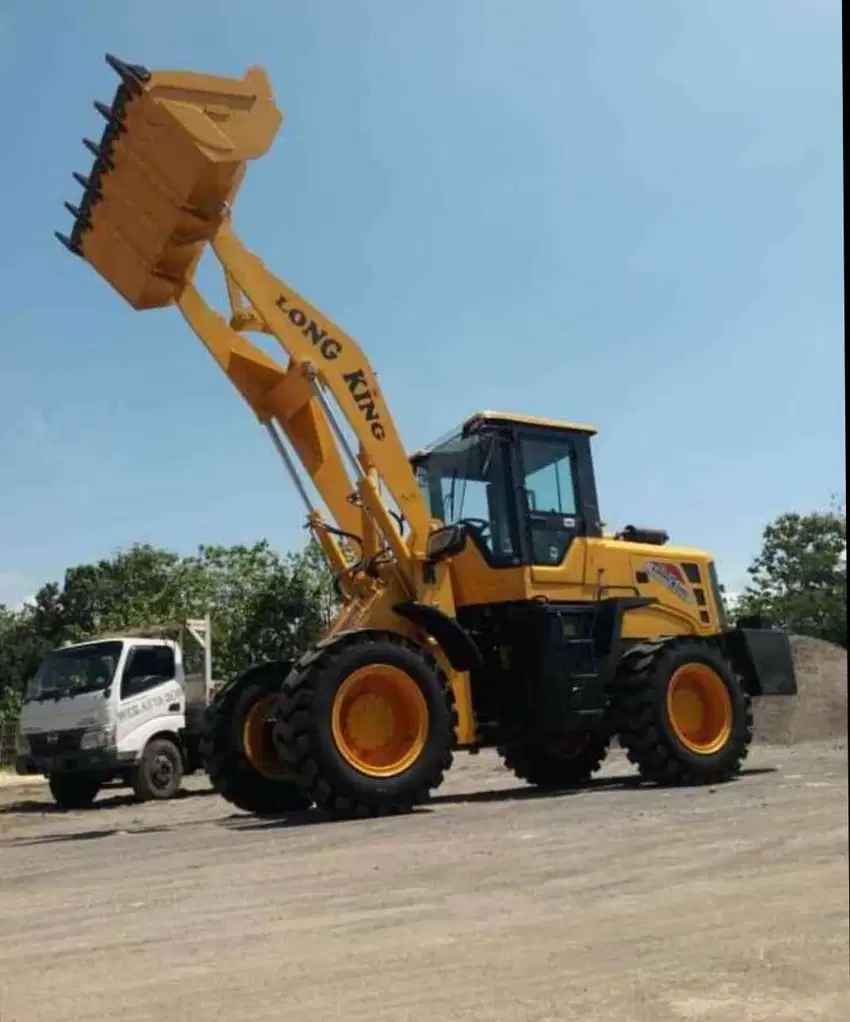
<box><xmin>723</xmin><ymin>627</ymin><xmax>798</xmax><ymax>697</ymax></box>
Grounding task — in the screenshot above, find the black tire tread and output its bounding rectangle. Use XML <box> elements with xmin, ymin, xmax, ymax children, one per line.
<box><xmin>200</xmin><ymin>662</ymin><xmax>312</xmax><ymax>816</ymax></box>
<box><xmin>615</xmin><ymin>637</ymin><xmax>753</xmax><ymax>786</ymax></box>
<box><xmin>498</xmin><ymin>729</ymin><xmax>611</xmax><ymax>790</ymax></box>
<box><xmin>132</xmin><ymin>737</ymin><xmax>184</xmax><ymax>802</ymax></box>
<box><xmin>273</xmin><ymin>630</ymin><xmax>457</xmax><ymax>819</ymax></box>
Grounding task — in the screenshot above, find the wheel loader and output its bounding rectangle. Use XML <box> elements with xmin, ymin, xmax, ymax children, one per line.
<box><xmin>54</xmin><ymin>55</ymin><xmax>798</xmax><ymax>818</ymax></box>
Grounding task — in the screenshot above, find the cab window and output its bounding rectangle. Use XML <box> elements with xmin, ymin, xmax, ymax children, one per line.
<box><xmin>519</xmin><ymin>436</ymin><xmax>579</xmax><ymax>565</ymax></box>
<box><xmin>120</xmin><ymin>645</ymin><xmax>176</xmax><ymax>700</ymax></box>
<box><xmin>414</xmin><ymin>433</ymin><xmax>520</xmax><ymax>564</ymax></box>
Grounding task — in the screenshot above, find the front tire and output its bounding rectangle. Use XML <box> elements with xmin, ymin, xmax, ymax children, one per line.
<box><xmin>614</xmin><ymin>638</ymin><xmax>753</xmax><ymax>786</ymax></box>
<box><xmin>273</xmin><ymin>630</ymin><xmax>457</xmax><ymax>819</ymax></box>
<box><xmin>200</xmin><ymin>663</ymin><xmax>313</xmax><ymax>816</ymax></box>
<box><xmin>48</xmin><ymin>771</ymin><xmax>102</xmax><ymax>810</ymax></box>
<box><xmin>133</xmin><ymin>738</ymin><xmax>184</xmax><ymax>801</ymax></box>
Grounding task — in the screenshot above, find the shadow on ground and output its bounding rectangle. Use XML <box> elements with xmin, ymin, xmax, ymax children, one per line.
<box><xmin>1</xmin><ymin>766</ymin><xmax>777</xmax><ymax>847</ymax></box>
<box><xmin>0</xmin><ymin>784</ymin><xmax>217</xmax><ymax>817</ymax></box>
<box><xmin>225</xmin><ymin>766</ymin><xmax>778</xmax><ymax>833</ymax></box>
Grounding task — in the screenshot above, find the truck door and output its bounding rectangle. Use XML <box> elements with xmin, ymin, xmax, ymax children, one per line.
<box><xmin>115</xmin><ymin>643</ymin><xmax>185</xmax><ymax>756</ymax></box>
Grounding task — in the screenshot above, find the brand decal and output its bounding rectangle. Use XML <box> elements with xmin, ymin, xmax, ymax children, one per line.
<box><xmin>117</xmin><ymin>686</ymin><xmax>182</xmax><ymax>724</ymax></box>
<box><xmin>342</xmin><ymin>370</ymin><xmax>386</xmax><ymax>441</ymax></box>
<box><xmin>275</xmin><ymin>292</ymin><xmax>386</xmax><ymax>442</ymax></box>
<box><xmin>642</xmin><ymin>561</ymin><xmax>695</xmax><ymax>604</ymax></box>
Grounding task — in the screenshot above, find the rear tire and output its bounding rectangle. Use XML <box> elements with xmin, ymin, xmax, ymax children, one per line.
<box><xmin>48</xmin><ymin>771</ymin><xmax>102</xmax><ymax>810</ymax></box>
<box><xmin>273</xmin><ymin>630</ymin><xmax>457</xmax><ymax>819</ymax></box>
<box><xmin>133</xmin><ymin>738</ymin><xmax>184</xmax><ymax>801</ymax></box>
<box><xmin>614</xmin><ymin>638</ymin><xmax>753</xmax><ymax>786</ymax></box>
<box><xmin>498</xmin><ymin>728</ymin><xmax>611</xmax><ymax>789</ymax></box>
<box><xmin>200</xmin><ymin>663</ymin><xmax>312</xmax><ymax>817</ymax></box>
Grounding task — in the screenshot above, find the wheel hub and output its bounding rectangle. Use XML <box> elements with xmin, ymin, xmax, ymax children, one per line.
<box><xmin>331</xmin><ymin>664</ymin><xmax>429</xmax><ymax>778</ymax></box>
<box><xmin>243</xmin><ymin>694</ymin><xmax>289</xmax><ymax>780</ymax></box>
<box><xmin>150</xmin><ymin>754</ymin><xmax>174</xmax><ymax>790</ymax></box>
<box><xmin>666</xmin><ymin>663</ymin><xmax>734</xmax><ymax>755</ymax></box>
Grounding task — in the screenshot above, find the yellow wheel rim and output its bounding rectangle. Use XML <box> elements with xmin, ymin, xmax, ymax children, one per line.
<box><xmin>666</xmin><ymin>663</ymin><xmax>733</xmax><ymax>755</ymax></box>
<box><xmin>331</xmin><ymin>664</ymin><xmax>429</xmax><ymax>778</ymax></box>
<box><xmin>242</xmin><ymin>694</ymin><xmax>288</xmax><ymax>781</ymax></box>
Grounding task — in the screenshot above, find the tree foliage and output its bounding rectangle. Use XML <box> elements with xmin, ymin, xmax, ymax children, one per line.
<box><xmin>736</xmin><ymin>498</ymin><xmax>846</xmax><ymax>648</ymax></box>
<box><xmin>0</xmin><ymin>539</ymin><xmax>337</xmax><ymax>720</ymax></box>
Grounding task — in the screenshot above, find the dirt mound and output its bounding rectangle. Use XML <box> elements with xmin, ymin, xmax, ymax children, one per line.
<box><xmin>753</xmin><ymin>635</ymin><xmax>847</xmax><ymax>744</ymax></box>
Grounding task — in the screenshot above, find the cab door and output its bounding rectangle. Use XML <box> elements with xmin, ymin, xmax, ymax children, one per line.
<box><xmin>115</xmin><ymin>643</ymin><xmax>185</xmax><ymax>754</ymax></box>
<box><xmin>516</xmin><ymin>430</ymin><xmax>589</xmax><ymax>597</ymax></box>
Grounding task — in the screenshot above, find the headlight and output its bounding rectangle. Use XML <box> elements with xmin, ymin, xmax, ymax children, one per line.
<box><xmin>80</xmin><ymin>726</ymin><xmax>115</xmax><ymax>750</ymax></box>
<box><xmin>15</xmin><ymin>732</ymin><xmax>30</xmax><ymax>756</ymax></box>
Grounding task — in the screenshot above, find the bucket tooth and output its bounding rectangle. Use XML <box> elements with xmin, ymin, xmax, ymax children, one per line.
<box><xmin>54</xmin><ymin>232</ymin><xmax>82</xmax><ymax>256</ymax></box>
<box><xmin>82</xmin><ymin>137</ymin><xmax>114</xmax><ymax>171</ymax></box>
<box><xmin>63</xmin><ymin>201</ymin><xmax>92</xmax><ymax>229</ymax></box>
<box><xmin>72</xmin><ymin>171</ymin><xmax>91</xmax><ymax>190</ymax></box>
<box><xmin>94</xmin><ymin>100</ymin><xmax>126</xmax><ymax>132</ymax></box>
<box><xmin>104</xmin><ymin>54</ymin><xmax>151</xmax><ymax>94</ymax></box>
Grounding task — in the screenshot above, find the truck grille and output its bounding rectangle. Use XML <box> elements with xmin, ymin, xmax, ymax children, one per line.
<box><xmin>28</xmin><ymin>729</ymin><xmax>84</xmax><ymax>757</ymax></box>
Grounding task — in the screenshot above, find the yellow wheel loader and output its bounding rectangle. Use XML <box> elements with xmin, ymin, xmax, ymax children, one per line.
<box><xmin>55</xmin><ymin>56</ymin><xmax>798</xmax><ymax>818</ymax></box>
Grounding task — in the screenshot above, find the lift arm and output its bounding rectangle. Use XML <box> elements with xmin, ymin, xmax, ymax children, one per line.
<box><xmin>56</xmin><ymin>55</ymin><xmax>439</xmax><ymax>600</ymax></box>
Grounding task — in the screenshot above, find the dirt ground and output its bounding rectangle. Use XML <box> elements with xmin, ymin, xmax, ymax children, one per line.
<box><xmin>0</xmin><ymin>742</ymin><xmax>847</xmax><ymax>1022</ymax></box>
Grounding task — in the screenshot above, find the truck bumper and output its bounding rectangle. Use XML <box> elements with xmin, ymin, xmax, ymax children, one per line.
<box><xmin>18</xmin><ymin>747</ymin><xmax>135</xmax><ymax>777</ymax></box>
<box><xmin>723</xmin><ymin>627</ymin><xmax>798</xmax><ymax>697</ymax></box>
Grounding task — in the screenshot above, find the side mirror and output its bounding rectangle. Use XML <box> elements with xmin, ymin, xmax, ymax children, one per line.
<box><xmin>426</xmin><ymin>524</ymin><xmax>467</xmax><ymax>564</ymax></box>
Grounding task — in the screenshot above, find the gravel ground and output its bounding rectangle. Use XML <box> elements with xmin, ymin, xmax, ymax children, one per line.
<box><xmin>0</xmin><ymin>741</ymin><xmax>847</xmax><ymax>1022</ymax></box>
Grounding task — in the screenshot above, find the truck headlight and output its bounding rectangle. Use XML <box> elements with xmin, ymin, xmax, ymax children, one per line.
<box><xmin>80</xmin><ymin>726</ymin><xmax>115</xmax><ymax>750</ymax></box>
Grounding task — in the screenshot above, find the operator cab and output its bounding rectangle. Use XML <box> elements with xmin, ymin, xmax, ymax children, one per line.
<box><xmin>411</xmin><ymin>411</ymin><xmax>602</xmax><ymax>568</ymax></box>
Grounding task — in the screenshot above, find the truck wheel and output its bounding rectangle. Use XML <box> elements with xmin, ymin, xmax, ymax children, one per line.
<box><xmin>48</xmin><ymin>772</ymin><xmax>102</xmax><ymax>810</ymax></box>
<box><xmin>200</xmin><ymin>663</ymin><xmax>313</xmax><ymax>816</ymax></box>
<box><xmin>614</xmin><ymin>638</ymin><xmax>753</xmax><ymax>786</ymax></box>
<box><xmin>498</xmin><ymin>728</ymin><xmax>610</xmax><ymax>789</ymax></box>
<box><xmin>273</xmin><ymin>630</ymin><xmax>457</xmax><ymax>819</ymax></box>
<box><xmin>133</xmin><ymin>738</ymin><xmax>184</xmax><ymax>801</ymax></box>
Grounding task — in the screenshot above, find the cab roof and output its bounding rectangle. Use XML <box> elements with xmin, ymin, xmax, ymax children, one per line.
<box><xmin>463</xmin><ymin>410</ymin><xmax>598</xmax><ymax>436</ymax></box>
<box><xmin>410</xmin><ymin>410</ymin><xmax>598</xmax><ymax>462</ymax></box>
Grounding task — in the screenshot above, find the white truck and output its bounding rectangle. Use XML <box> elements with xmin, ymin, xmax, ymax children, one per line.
<box><xmin>14</xmin><ymin>617</ymin><xmax>222</xmax><ymax>809</ymax></box>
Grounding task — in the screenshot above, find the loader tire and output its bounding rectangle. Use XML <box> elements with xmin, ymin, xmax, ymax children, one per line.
<box><xmin>273</xmin><ymin>630</ymin><xmax>457</xmax><ymax>819</ymax></box>
<box><xmin>614</xmin><ymin>638</ymin><xmax>753</xmax><ymax>786</ymax></box>
<box><xmin>498</xmin><ymin>728</ymin><xmax>611</xmax><ymax>790</ymax></box>
<box><xmin>200</xmin><ymin>662</ymin><xmax>312</xmax><ymax>817</ymax></box>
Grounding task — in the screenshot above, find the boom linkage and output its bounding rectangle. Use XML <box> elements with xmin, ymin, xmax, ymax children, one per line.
<box><xmin>178</xmin><ymin>217</ymin><xmax>434</xmax><ymax>600</ymax></box>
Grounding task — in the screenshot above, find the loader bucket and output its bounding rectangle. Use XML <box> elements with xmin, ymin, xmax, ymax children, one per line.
<box><xmin>56</xmin><ymin>55</ymin><xmax>283</xmax><ymax>310</ymax></box>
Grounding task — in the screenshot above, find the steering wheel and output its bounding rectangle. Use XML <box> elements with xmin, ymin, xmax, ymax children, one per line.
<box><xmin>458</xmin><ymin>517</ymin><xmax>492</xmax><ymax>541</ymax></box>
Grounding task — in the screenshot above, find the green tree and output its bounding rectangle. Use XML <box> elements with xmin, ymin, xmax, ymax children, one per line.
<box><xmin>737</xmin><ymin>498</ymin><xmax>846</xmax><ymax>647</ymax></box>
<box><xmin>0</xmin><ymin>604</ymin><xmax>51</xmax><ymax>720</ymax></box>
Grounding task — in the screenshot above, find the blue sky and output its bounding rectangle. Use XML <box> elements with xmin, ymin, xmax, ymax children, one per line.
<box><xmin>0</xmin><ymin>0</ymin><xmax>844</xmax><ymax>607</ymax></box>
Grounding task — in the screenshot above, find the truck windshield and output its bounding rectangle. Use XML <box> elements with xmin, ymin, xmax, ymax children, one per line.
<box><xmin>24</xmin><ymin>641</ymin><xmax>123</xmax><ymax>702</ymax></box>
<box><xmin>413</xmin><ymin>430</ymin><xmax>519</xmax><ymax>564</ymax></box>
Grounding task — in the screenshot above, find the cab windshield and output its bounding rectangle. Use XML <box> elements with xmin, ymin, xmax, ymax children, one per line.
<box><xmin>413</xmin><ymin>430</ymin><xmax>520</xmax><ymax>565</ymax></box>
<box><xmin>24</xmin><ymin>641</ymin><xmax>123</xmax><ymax>702</ymax></box>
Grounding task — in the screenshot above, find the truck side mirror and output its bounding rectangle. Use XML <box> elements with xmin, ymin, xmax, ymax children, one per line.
<box><xmin>426</xmin><ymin>524</ymin><xmax>467</xmax><ymax>564</ymax></box>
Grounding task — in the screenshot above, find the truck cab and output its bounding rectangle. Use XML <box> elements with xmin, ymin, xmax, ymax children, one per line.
<box><xmin>16</xmin><ymin>623</ymin><xmax>212</xmax><ymax>809</ymax></box>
